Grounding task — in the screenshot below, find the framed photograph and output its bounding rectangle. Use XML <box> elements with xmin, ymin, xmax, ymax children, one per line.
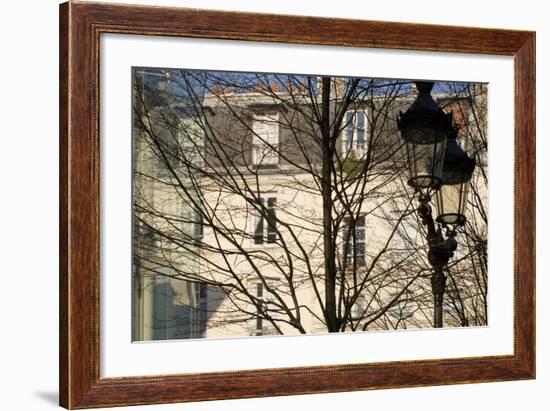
<box><xmin>59</xmin><ymin>1</ymin><xmax>535</xmax><ymax>408</ymax></box>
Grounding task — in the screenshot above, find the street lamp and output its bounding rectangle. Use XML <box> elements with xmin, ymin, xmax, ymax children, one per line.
<box><xmin>397</xmin><ymin>81</ymin><xmax>453</xmax><ymax>194</ymax></box>
<box><xmin>397</xmin><ymin>81</ymin><xmax>475</xmax><ymax>328</ymax></box>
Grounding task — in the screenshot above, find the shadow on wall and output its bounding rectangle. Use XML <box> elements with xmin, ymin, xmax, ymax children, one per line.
<box><xmin>34</xmin><ymin>391</ymin><xmax>58</xmax><ymax>406</ymax></box>
<box><xmin>150</xmin><ymin>281</ymin><xmax>226</xmax><ymax>340</ymax></box>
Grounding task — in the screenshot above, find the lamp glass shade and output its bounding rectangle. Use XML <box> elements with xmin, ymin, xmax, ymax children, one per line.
<box><xmin>435</xmin><ymin>181</ymin><xmax>469</xmax><ymax>226</ymax></box>
<box><xmin>435</xmin><ymin>130</ymin><xmax>476</xmax><ymax>226</ymax></box>
<box><xmin>397</xmin><ymin>82</ymin><xmax>452</xmax><ymax>190</ymax></box>
<box><xmin>403</xmin><ymin>135</ymin><xmax>446</xmax><ymax>189</ymax></box>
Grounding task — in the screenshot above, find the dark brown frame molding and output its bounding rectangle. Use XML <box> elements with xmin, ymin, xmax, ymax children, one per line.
<box><xmin>59</xmin><ymin>1</ymin><xmax>536</xmax><ymax>408</ymax></box>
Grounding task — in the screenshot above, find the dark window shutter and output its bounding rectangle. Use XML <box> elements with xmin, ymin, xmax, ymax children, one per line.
<box><xmin>341</xmin><ymin>216</ymin><xmax>351</xmax><ymax>265</ymax></box>
<box><xmin>256</xmin><ymin>283</ymin><xmax>264</xmax><ymax>334</ymax></box>
<box><xmin>194</xmin><ymin>212</ymin><xmax>204</xmax><ymax>244</ymax></box>
<box><xmin>254</xmin><ymin>199</ymin><xmax>264</xmax><ymax>244</ymax></box>
<box><xmin>357</xmin><ymin>111</ymin><xmax>365</xmax><ymax>145</ymax></box>
<box><xmin>266</xmin><ymin>197</ymin><xmax>277</xmax><ymax>243</ymax></box>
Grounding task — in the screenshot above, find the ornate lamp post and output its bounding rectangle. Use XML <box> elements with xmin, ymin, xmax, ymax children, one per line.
<box><xmin>397</xmin><ymin>81</ymin><xmax>476</xmax><ymax>328</ymax></box>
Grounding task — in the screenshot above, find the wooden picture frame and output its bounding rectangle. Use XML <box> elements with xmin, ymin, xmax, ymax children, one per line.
<box><xmin>59</xmin><ymin>1</ymin><xmax>535</xmax><ymax>408</ymax></box>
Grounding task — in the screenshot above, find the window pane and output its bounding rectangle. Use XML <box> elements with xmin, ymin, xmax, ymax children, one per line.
<box><xmin>345</xmin><ymin>112</ymin><xmax>354</xmax><ymax>138</ymax></box>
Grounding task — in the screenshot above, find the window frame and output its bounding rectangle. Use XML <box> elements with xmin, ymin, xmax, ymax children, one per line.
<box><xmin>341</xmin><ymin>214</ymin><xmax>366</xmax><ymax>267</ymax></box>
<box><xmin>342</xmin><ymin>109</ymin><xmax>368</xmax><ymax>159</ymax></box>
<box><xmin>251</xmin><ymin>112</ymin><xmax>280</xmax><ymax>166</ymax></box>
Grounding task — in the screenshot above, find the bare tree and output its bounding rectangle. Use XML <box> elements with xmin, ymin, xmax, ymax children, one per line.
<box><xmin>131</xmin><ymin>69</ymin><xmax>487</xmax><ymax>339</ymax></box>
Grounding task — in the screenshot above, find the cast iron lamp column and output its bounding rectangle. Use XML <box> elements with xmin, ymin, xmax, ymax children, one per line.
<box><xmin>417</xmin><ymin>194</ymin><xmax>457</xmax><ymax>328</ymax></box>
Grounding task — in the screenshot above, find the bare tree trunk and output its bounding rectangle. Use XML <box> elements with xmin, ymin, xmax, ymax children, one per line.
<box><xmin>320</xmin><ymin>77</ymin><xmax>338</xmax><ymax>332</ymax></box>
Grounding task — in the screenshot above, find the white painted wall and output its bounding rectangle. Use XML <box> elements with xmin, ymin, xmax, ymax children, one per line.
<box><xmin>0</xmin><ymin>0</ymin><xmax>546</xmax><ymax>410</ymax></box>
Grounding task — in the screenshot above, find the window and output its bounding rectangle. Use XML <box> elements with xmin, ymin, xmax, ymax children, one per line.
<box><xmin>252</xmin><ymin>113</ymin><xmax>279</xmax><ymax>166</ymax></box>
<box><xmin>255</xmin><ymin>283</ymin><xmax>264</xmax><ymax>335</ymax></box>
<box><xmin>179</xmin><ymin>117</ymin><xmax>205</xmax><ymax>168</ymax></box>
<box><xmin>193</xmin><ymin>211</ymin><xmax>204</xmax><ymax>245</ymax></box>
<box><xmin>195</xmin><ymin>282</ymin><xmax>208</xmax><ymax>337</ymax></box>
<box><xmin>342</xmin><ymin>110</ymin><xmax>367</xmax><ymax>158</ymax></box>
<box><xmin>341</xmin><ymin>215</ymin><xmax>366</xmax><ymax>266</ymax></box>
<box><xmin>135</xmin><ymin>219</ymin><xmax>157</xmax><ymax>250</ymax></box>
<box><xmin>253</xmin><ymin>197</ymin><xmax>277</xmax><ymax>244</ymax></box>
<box><xmin>152</xmin><ymin>120</ymin><xmax>182</xmax><ymax>172</ymax></box>
<box><xmin>249</xmin><ymin>281</ymin><xmax>277</xmax><ymax>336</ymax></box>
